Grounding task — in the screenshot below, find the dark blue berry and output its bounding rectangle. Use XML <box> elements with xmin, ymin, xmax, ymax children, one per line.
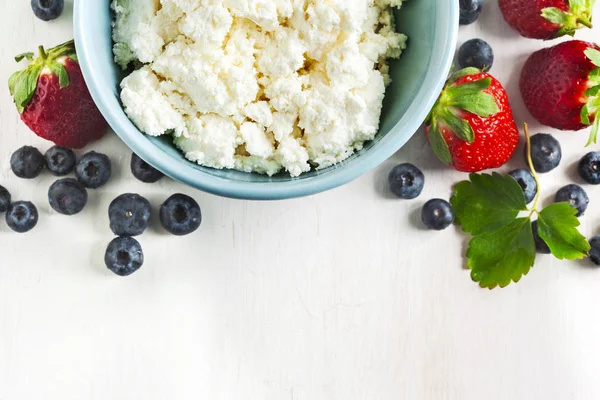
<box><xmin>105</xmin><ymin>237</ymin><xmax>144</xmax><ymax>277</ymax></box>
<box><xmin>460</xmin><ymin>0</ymin><xmax>483</xmax><ymax>25</ymax></box>
<box><xmin>10</xmin><ymin>146</ymin><xmax>45</xmax><ymax>179</ymax></box>
<box><xmin>109</xmin><ymin>194</ymin><xmax>152</xmax><ymax>236</ymax></box>
<box><xmin>388</xmin><ymin>163</ymin><xmax>425</xmax><ymax>199</ymax></box>
<box><xmin>160</xmin><ymin>194</ymin><xmax>202</xmax><ymax>236</ymax></box>
<box><xmin>45</xmin><ymin>146</ymin><xmax>76</xmax><ymax>176</ymax></box>
<box><xmin>578</xmin><ymin>152</ymin><xmax>600</xmax><ymax>184</ymax></box>
<box><xmin>532</xmin><ymin>220</ymin><xmax>550</xmax><ymax>254</ymax></box>
<box><xmin>421</xmin><ymin>199</ymin><xmax>454</xmax><ymax>231</ymax></box>
<box><xmin>589</xmin><ymin>236</ymin><xmax>600</xmax><ymax>266</ymax></box>
<box><xmin>131</xmin><ymin>153</ymin><xmax>164</xmax><ymax>183</ymax></box>
<box><xmin>48</xmin><ymin>178</ymin><xmax>88</xmax><ymax>215</ymax></box>
<box><xmin>6</xmin><ymin>201</ymin><xmax>38</xmax><ymax>233</ymax></box>
<box><xmin>508</xmin><ymin>169</ymin><xmax>537</xmax><ymax>204</ymax></box>
<box><xmin>458</xmin><ymin>39</ymin><xmax>494</xmax><ymax>71</ymax></box>
<box><xmin>527</xmin><ymin>133</ymin><xmax>561</xmax><ymax>173</ymax></box>
<box><xmin>0</xmin><ymin>185</ymin><xmax>11</xmax><ymax>213</ymax></box>
<box><xmin>31</xmin><ymin>0</ymin><xmax>64</xmax><ymax>21</ymax></box>
<box><xmin>75</xmin><ymin>151</ymin><xmax>112</xmax><ymax>189</ymax></box>
<box><xmin>555</xmin><ymin>184</ymin><xmax>589</xmax><ymax>217</ymax></box>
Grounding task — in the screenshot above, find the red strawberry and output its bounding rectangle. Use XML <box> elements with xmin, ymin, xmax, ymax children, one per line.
<box><xmin>499</xmin><ymin>0</ymin><xmax>595</xmax><ymax>40</ymax></box>
<box><xmin>424</xmin><ymin>68</ymin><xmax>520</xmax><ymax>172</ymax></box>
<box><xmin>9</xmin><ymin>40</ymin><xmax>107</xmax><ymax>149</ymax></box>
<box><xmin>520</xmin><ymin>40</ymin><xmax>600</xmax><ymax>144</ymax></box>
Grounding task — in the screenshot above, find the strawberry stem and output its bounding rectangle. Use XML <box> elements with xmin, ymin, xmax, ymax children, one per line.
<box><xmin>525</xmin><ymin>123</ymin><xmax>541</xmax><ymax>215</ymax></box>
<box><xmin>38</xmin><ymin>46</ymin><xmax>47</xmax><ymax>60</ymax></box>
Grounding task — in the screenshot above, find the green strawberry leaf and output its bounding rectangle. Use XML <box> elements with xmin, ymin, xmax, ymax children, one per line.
<box><xmin>451</xmin><ymin>173</ymin><xmax>528</xmax><ymax>236</ymax></box>
<box><xmin>589</xmin><ymin>68</ymin><xmax>600</xmax><ymax>86</ymax></box>
<box><xmin>8</xmin><ymin>70</ymin><xmax>22</xmax><ymax>96</ymax></box>
<box><xmin>589</xmin><ymin>117</ymin><xmax>600</xmax><ymax>147</ymax></box>
<box><xmin>428</xmin><ymin>127</ymin><xmax>452</xmax><ymax>165</ymax></box>
<box><xmin>449</xmin><ymin>92</ymin><xmax>499</xmax><ymax>118</ymax></box>
<box><xmin>439</xmin><ymin>109</ymin><xmax>474</xmax><ymax>143</ymax></box>
<box><xmin>542</xmin><ymin>7</ymin><xmax>572</xmax><ymax>26</ymax></box>
<box><xmin>447</xmin><ymin>78</ymin><xmax>492</xmax><ymax>95</ymax></box>
<box><xmin>537</xmin><ymin>203</ymin><xmax>590</xmax><ymax>260</ymax></box>
<box><xmin>467</xmin><ymin>217</ymin><xmax>536</xmax><ymax>289</ymax></box>
<box><xmin>15</xmin><ymin>52</ymin><xmax>34</xmax><ymax>62</ymax></box>
<box><xmin>448</xmin><ymin>67</ymin><xmax>481</xmax><ymax>83</ymax></box>
<box><xmin>586</xmin><ymin>49</ymin><xmax>600</xmax><ymax>67</ymax></box>
<box><xmin>49</xmin><ymin>62</ymin><xmax>69</xmax><ymax>88</ymax></box>
<box><xmin>13</xmin><ymin>64</ymin><xmax>42</xmax><ymax>114</ymax></box>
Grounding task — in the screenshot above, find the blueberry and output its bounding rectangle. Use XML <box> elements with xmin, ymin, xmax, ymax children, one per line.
<box><xmin>578</xmin><ymin>152</ymin><xmax>600</xmax><ymax>184</ymax></box>
<box><xmin>532</xmin><ymin>220</ymin><xmax>551</xmax><ymax>254</ymax></box>
<box><xmin>527</xmin><ymin>133</ymin><xmax>561</xmax><ymax>173</ymax></box>
<box><xmin>131</xmin><ymin>153</ymin><xmax>164</xmax><ymax>183</ymax></box>
<box><xmin>75</xmin><ymin>151</ymin><xmax>112</xmax><ymax>189</ymax></box>
<box><xmin>388</xmin><ymin>163</ymin><xmax>425</xmax><ymax>199</ymax></box>
<box><xmin>109</xmin><ymin>194</ymin><xmax>152</xmax><ymax>236</ymax></box>
<box><xmin>458</xmin><ymin>39</ymin><xmax>494</xmax><ymax>71</ymax></box>
<box><xmin>508</xmin><ymin>169</ymin><xmax>537</xmax><ymax>204</ymax></box>
<box><xmin>6</xmin><ymin>201</ymin><xmax>38</xmax><ymax>233</ymax></box>
<box><xmin>421</xmin><ymin>199</ymin><xmax>454</xmax><ymax>231</ymax></box>
<box><xmin>105</xmin><ymin>237</ymin><xmax>144</xmax><ymax>277</ymax></box>
<box><xmin>48</xmin><ymin>178</ymin><xmax>88</xmax><ymax>215</ymax></box>
<box><xmin>45</xmin><ymin>146</ymin><xmax>76</xmax><ymax>176</ymax></box>
<box><xmin>10</xmin><ymin>146</ymin><xmax>45</xmax><ymax>179</ymax></box>
<box><xmin>459</xmin><ymin>0</ymin><xmax>483</xmax><ymax>25</ymax></box>
<box><xmin>31</xmin><ymin>0</ymin><xmax>64</xmax><ymax>21</ymax></box>
<box><xmin>589</xmin><ymin>236</ymin><xmax>600</xmax><ymax>266</ymax></box>
<box><xmin>160</xmin><ymin>194</ymin><xmax>202</xmax><ymax>236</ymax></box>
<box><xmin>0</xmin><ymin>185</ymin><xmax>11</xmax><ymax>213</ymax></box>
<box><xmin>555</xmin><ymin>184</ymin><xmax>589</xmax><ymax>217</ymax></box>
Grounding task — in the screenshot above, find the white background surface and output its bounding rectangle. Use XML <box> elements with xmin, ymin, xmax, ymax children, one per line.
<box><xmin>1</xmin><ymin>1</ymin><xmax>600</xmax><ymax>399</ymax></box>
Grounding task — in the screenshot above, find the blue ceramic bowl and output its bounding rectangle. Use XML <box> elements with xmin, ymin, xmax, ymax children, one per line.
<box><xmin>74</xmin><ymin>1</ymin><xmax>458</xmax><ymax>200</ymax></box>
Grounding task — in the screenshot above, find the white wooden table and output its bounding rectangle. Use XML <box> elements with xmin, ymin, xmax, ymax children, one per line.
<box><xmin>1</xmin><ymin>2</ymin><xmax>600</xmax><ymax>399</ymax></box>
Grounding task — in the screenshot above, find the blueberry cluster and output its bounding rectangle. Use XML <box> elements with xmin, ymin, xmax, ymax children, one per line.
<box><xmin>4</xmin><ymin>146</ymin><xmax>202</xmax><ymax>276</ymax></box>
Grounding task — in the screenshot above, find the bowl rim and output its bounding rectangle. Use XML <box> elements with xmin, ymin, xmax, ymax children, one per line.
<box><xmin>74</xmin><ymin>0</ymin><xmax>458</xmax><ymax>200</ymax></box>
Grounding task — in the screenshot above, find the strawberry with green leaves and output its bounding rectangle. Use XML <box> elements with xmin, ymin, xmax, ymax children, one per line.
<box><xmin>425</xmin><ymin>68</ymin><xmax>520</xmax><ymax>172</ymax></box>
<box><xmin>9</xmin><ymin>40</ymin><xmax>107</xmax><ymax>149</ymax></box>
<box><xmin>520</xmin><ymin>40</ymin><xmax>600</xmax><ymax>145</ymax></box>
<box><xmin>499</xmin><ymin>0</ymin><xmax>596</xmax><ymax>40</ymax></box>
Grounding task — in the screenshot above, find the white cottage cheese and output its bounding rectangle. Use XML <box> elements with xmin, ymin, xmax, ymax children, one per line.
<box><xmin>112</xmin><ymin>0</ymin><xmax>407</xmax><ymax>177</ymax></box>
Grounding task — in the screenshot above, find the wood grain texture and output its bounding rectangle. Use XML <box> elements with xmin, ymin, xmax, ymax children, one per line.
<box><xmin>0</xmin><ymin>1</ymin><xmax>600</xmax><ymax>399</ymax></box>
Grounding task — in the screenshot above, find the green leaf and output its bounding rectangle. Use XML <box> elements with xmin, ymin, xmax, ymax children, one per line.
<box><xmin>447</xmin><ymin>78</ymin><xmax>492</xmax><ymax>95</ymax></box>
<box><xmin>467</xmin><ymin>218</ymin><xmax>536</xmax><ymax>289</ymax></box>
<box><xmin>15</xmin><ymin>52</ymin><xmax>34</xmax><ymax>62</ymax></box>
<box><xmin>440</xmin><ymin>110</ymin><xmax>474</xmax><ymax>143</ymax></box>
<box><xmin>8</xmin><ymin>70</ymin><xmax>22</xmax><ymax>96</ymax></box>
<box><xmin>451</xmin><ymin>173</ymin><xmax>528</xmax><ymax>236</ymax></box>
<box><xmin>537</xmin><ymin>203</ymin><xmax>590</xmax><ymax>260</ymax></box>
<box><xmin>541</xmin><ymin>7</ymin><xmax>571</xmax><ymax>25</ymax></box>
<box><xmin>49</xmin><ymin>62</ymin><xmax>69</xmax><ymax>88</ymax></box>
<box><xmin>589</xmin><ymin>69</ymin><xmax>600</xmax><ymax>86</ymax></box>
<box><xmin>428</xmin><ymin>127</ymin><xmax>452</xmax><ymax>165</ymax></box>
<box><xmin>448</xmin><ymin>67</ymin><xmax>481</xmax><ymax>83</ymax></box>
<box><xmin>587</xmin><ymin>96</ymin><xmax>600</xmax><ymax>114</ymax></box>
<box><xmin>588</xmin><ymin>117</ymin><xmax>600</xmax><ymax>146</ymax></box>
<box><xmin>586</xmin><ymin>48</ymin><xmax>600</xmax><ymax>67</ymax></box>
<box><xmin>12</xmin><ymin>64</ymin><xmax>42</xmax><ymax>114</ymax></box>
<box><xmin>449</xmin><ymin>92</ymin><xmax>500</xmax><ymax>117</ymax></box>
<box><xmin>582</xmin><ymin>103</ymin><xmax>591</xmax><ymax>125</ymax></box>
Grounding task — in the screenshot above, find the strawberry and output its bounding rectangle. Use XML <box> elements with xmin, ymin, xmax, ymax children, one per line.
<box><xmin>520</xmin><ymin>40</ymin><xmax>600</xmax><ymax>145</ymax></box>
<box><xmin>9</xmin><ymin>40</ymin><xmax>107</xmax><ymax>149</ymax></box>
<box><xmin>499</xmin><ymin>0</ymin><xmax>595</xmax><ymax>40</ymax></box>
<box><xmin>424</xmin><ymin>68</ymin><xmax>520</xmax><ymax>172</ymax></box>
